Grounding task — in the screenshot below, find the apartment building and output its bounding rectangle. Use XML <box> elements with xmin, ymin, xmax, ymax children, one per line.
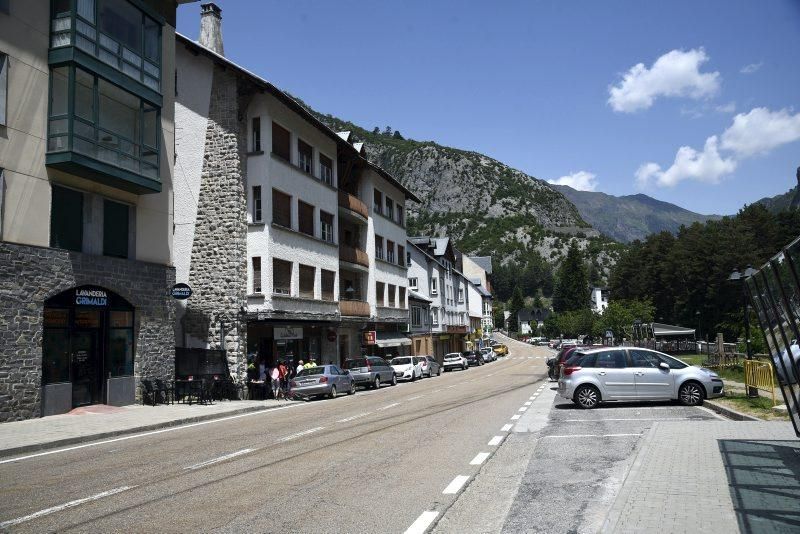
<box><xmin>463</xmin><ymin>255</ymin><xmax>494</xmax><ymax>332</ymax></box>
<box><xmin>0</xmin><ymin>0</ymin><xmax>188</xmax><ymax>420</ymax></box>
<box><xmin>407</xmin><ymin>240</ymin><xmax>441</xmax><ymax>357</ymax></box>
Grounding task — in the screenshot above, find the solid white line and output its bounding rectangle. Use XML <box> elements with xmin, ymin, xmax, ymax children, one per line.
<box><xmin>377</xmin><ymin>402</ymin><xmax>400</xmax><ymax>411</ymax></box>
<box><xmin>470</xmin><ymin>452</ymin><xmax>490</xmax><ymax>465</ymax></box>
<box><xmin>518</xmin><ymin>407</ymin><xmax>527</xmax><ymax>412</ymax></box>
<box><xmin>404</xmin><ymin>511</ymin><xmax>439</xmax><ymax>534</ymax></box>
<box><xmin>443</xmin><ymin>475</ymin><xmax>470</xmax><ymax>494</ymax></box>
<box><xmin>501</xmin><ymin>424</ymin><xmax>513</xmax><ymax>432</ymax></box>
<box><xmin>277</xmin><ymin>426</ymin><xmax>324</xmax><ymax>442</ymax></box>
<box><xmin>543</xmin><ymin>433</ymin><xmax>641</xmax><ymax>439</ymax></box>
<box><xmin>0</xmin><ymin>403</ymin><xmax>304</xmax><ymax>465</ymax></box>
<box><xmin>564</xmin><ymin>418</ymin><xmax>690</xmax><ymax>422</ymax></box>
<box><xmin>488</xmin><ymin>435</ymin><xmax>504</xmax><ymax>446</ymax></box>
<box><xmin>185</xmin><ymin>448</ymin><xmax>253</xmax><ymax>470</ymax></box>
<box><xmin>524</xmin><ymin>401</ymin><xmax>532</xmax><ymax>406</ymax></box>
<box><xmin>511</xmin><ymin>414</ymin><xmax>521</xmax><ymax>420</ymax></box>
<box><xmin>336</xmin><ymin>412</ymin><xmax>373</xmax><ymax>423</ymax></box>
<box><xmin>0</xmin><ymin>486</ymin><xmax>136</xmax><ymax>528</ymax></box>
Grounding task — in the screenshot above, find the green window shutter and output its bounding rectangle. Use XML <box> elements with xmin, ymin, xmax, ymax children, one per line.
<box><xmin>103</xmin><ymin>199</ymin><xmax>129</xmax><ymax>258</ymax></box>
<box><xmin>50</xmin><ymin>185</ymin><xmax>83</xmax><ymax>251</ymax></box>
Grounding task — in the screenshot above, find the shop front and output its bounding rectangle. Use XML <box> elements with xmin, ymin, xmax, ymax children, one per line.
<box><xmin>41</xmin><ymin>286</ymin><xmax>135</xmax><ymax>415</ymax></box>
<box><xmin>371</xmin><ymin>331</ymin><xmax>411</xmax><ymax>360</ymax></box>
<box><xmin>245</xmin><ymin>321</ymin><xmax>338</xmax><ymax>371</ymax></box>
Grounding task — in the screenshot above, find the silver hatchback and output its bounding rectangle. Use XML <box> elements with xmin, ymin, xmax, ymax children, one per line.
<box><xmin>290</xmin><ymin>365</ymin><xmax>355</xmax><ymax>400</ymax></box>
<box><xmin>558</xmin><ymin>347</ymin><xmax>724</xmax><ymax>409</ymax></box>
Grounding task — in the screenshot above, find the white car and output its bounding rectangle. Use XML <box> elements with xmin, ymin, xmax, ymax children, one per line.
<box><xmin>443</xmin><ymin>352</ymin><xmax>468</xmax><ymax>371</ymax></box>
<box><xmin>391</xmin><ymin>356</ymin><xmax>423</xmax><ymax>381</ymax></box>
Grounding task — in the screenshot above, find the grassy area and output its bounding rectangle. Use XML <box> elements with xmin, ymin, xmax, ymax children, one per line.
<box><xmin>678</xmin><ymin>354</ymin><xmax>746</xmax><ymax>383</ymax></box>
<box><xmin>714</xmin><ymin>392</ymin><xmax>787</xmax><ymax>420</ymax></box>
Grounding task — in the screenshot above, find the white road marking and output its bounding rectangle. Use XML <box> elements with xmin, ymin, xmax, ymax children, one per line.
<box><xmin>277</xmin><ymin>427</ymin><xmax>324</xmax><ymax>442</ymax></box>
<box><xmin>404</xmin><ymin>511</ymin><xmax>439</xmax><ymax>534</ymax></box>
<box><xmin>406</xmin><ymin>395</ymin><xmax>426</xmax><ymax>401</ymax></box>
<box><xmin>511</xmin><ymin>414</ymin><xmax>521</xmax><ymax>420</ymax></box>
<box><xmin>470</xmin><ymin>452</ymin><xmax>490</xmax><ymax>465</ymax></box>
<box><xmin>529</xmin><ymin>396</ymin><xmax>536</xmax><ymax>400</ymax></box>
<box><xmin>443</xmin><ymin>475</ymin><xmax>470</xmax><ymax>494</ymax></box>
<box><xmin>501</xmin><ymin>424</ymin><xmax>513</xmax><ymax>432</ymax></box>
<box><xmin>336</xmin><ymin>412</ymin><xmax>373</xmax><ymax>423</ymax></box>
<box><xmin>543</xmin><ymin>433</ymin><xmax>642</xmax><ymax>439</ymax></box>
<box><xmin>488</xmin><ymin>436</ymin><xmax>504</xmax><ymax>446</ymax></box>
<box><xmin>518</xmin><ymin>407</ymin><xmax>528</xmax><ymax>412</ymax></box>
<box><xmin>564</xmin><ymin>418</ymin><xmax>692</xmax><ymax>422</ymax></box>
<box><xmin>0</xmin><ymin>403</ymin><xmax>304</xmax><ymax>465</ymax></box>
<box><xmin>377</xmin><ymin>402</ymin><xmax>400</xmax><ymax>411</ymax></box>
<box><xmin>524</xmin><ymin>401</ymin><xmax>532</xmax><ymax>406</ymax></box>
<box><xmin>0</xmin><ymin>486</ymin><xmax>136</xmax><ymax>528</ymax></box>
<box><xmin>185</xmin><ymin>448</ymin><xmax>254</xmax><ymax>470</ymax></box>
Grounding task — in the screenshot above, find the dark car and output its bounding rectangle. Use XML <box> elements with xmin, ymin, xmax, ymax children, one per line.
<box><xmin>463</xmin><ymin>351</ymin><xmax>484</xmax><ymax>367</ymax></box>
<box><xmin>547</xmin><ymin>345</ymin><xmax>583</xmax><ymax>380</ymax></box>
<box><xmin>343</xmin><ymin>356</ymin><xmax>397</xmax><ymax>389</ymax></box>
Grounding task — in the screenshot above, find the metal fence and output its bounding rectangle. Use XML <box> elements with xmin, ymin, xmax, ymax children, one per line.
<box><xmin>746</xmin><ymin>234</ymin><xmax>800</xmax><ymax>436</ymax></box>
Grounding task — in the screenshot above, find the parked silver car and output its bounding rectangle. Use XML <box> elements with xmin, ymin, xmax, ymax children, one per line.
<box><xmin>443</xmin><ymin>352</ymin><xmax>468</xmax><ymax>371</ymax></box>
<box><xmin>558</xmin><ymin>347</ymin><xmax>724</xmax><ymax>409</ymax></box>
<box><xmin>343</xmin><ymin>356</ymin><xmax>397</xmax><ymax>389</ymax></box>
<box><xmin>421</xmin><ymin>355</ymin><xmax>441</xmax><ymax>377</ymax></box>
<box><xmin>290</xmin><ymin>365</ymin><xmax>355</xmax><ymax>399</ymax></box>
<box><xmin>480</xmin><ymin>347</ymin><xmax>496</xmax><ymax>363</ymax></box>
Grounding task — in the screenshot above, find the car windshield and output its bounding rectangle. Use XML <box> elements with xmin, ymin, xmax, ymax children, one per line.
<box><xmin>391</xmin><ymin>357</ymin><xmax>411</xmax><ymax>365</ymax></box>
<box><xmin>297</xmin><ymin>367</ymin><xmax>324</xmax><ymax>376</ymax></box>
<box><xmin>445</xmin><ymin>353</ymin><xmax>461</xmax><ymax>358</ymax></box>
<box><xmin>344</xmin><ymin>359</ymin><xmax>367</xmax><ymax>368</ymax></box>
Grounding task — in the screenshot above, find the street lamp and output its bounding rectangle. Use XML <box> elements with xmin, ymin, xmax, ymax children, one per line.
<box><xmin>729</xmin><ymin>265</ymin><xmax>758</xmax><ymax>397</ymax></box>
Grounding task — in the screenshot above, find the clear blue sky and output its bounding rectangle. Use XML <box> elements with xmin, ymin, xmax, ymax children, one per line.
<box><xmin>177</xmin><ymin>0</ymin><xmax>800</xmax><ymax>216</ymax></box>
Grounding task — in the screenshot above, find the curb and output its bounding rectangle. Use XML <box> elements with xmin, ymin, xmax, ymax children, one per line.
<box><xmin>703</xmin><ymin>399</ymin><xmax>762</xmax><ymax>421</ymax></box>
<box><xmin>0</xmin><ymin>403</ymin><xmax>290</xmax><ymax>459</ymax></box>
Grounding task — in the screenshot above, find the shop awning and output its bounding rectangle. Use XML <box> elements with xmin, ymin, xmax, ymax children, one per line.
<box><xmin>652</xmin><ymin>322</ymin><xmax>696</xmax><ymax>337</ymax></box>
<box><xmin>375</xmin><ymin>332</ymin><xmax>412</xmax><ymax>347</ymax></box>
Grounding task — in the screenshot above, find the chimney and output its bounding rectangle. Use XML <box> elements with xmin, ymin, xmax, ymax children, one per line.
<box><xmin>199</xmin><ymin>3</ymin><xmax>224</xmax><ymax>56</ymax></box>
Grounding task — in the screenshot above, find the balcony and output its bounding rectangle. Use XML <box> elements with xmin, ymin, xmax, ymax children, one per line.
<box><xmin>340</xmin><ymin>299</ymin><xmax>370</xmax><ymax>317</ymax></box>
<box><xmin>338</xmin><ymin>191</ymin><xmax>369</xmax><ymax>222</ymax></box>
<box><xmin>340</xmin><ymin>244</ymin><xmax>370</xmax><ymax>269</ymax></box>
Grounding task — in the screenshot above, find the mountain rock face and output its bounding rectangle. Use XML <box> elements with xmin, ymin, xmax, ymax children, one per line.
<box><xmin>756</xmin><ymin>186</ymin><xmax>800</xmax><ymax>214</ymax></box>
<box><xmin>550</xmin><ymin>185</ymin><xmax>720</xmax><ymax>243</ymax></box>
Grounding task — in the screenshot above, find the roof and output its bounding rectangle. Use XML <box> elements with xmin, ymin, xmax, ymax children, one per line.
<box><xmin>476</xmin><ymin>286</ymin><xmax>492</xmax><ymax>297</ymax></box>
<box><xmin>409</xmin><ymin>236</ymin><xmax>451</xmax><ymax>257</ymax></box>
<box><xmin>652</xmin><ymin>323</ymin><xmax>695</xmax><ymax>337</ymax></box>
<box><xmin>518</xmin><ymin>308</ymin><xmax>551</xmax><ymax>322</ymax></box>
<box><xmin>469</xmin><ymin>256</ymin><xmax>493</xmax><ymax>275</ymax></box>
<box><xmin>176</xmin><ymin>33</ymin><xmax>420</xmax><ymax>204</ymax></box>
<box><xmin>409</xmin><ymin>290</ymin><xmax>433</xmax><ymax>303</ymax></box>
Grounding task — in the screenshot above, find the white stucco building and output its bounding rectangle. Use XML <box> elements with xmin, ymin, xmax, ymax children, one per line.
<box><xmin>591</xmin><ymin>287</ymin><xmax>609</xmax><ymax>313</ymax></box>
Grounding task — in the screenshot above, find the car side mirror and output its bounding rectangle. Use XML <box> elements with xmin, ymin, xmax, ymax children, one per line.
<box><xmin>659</xmin><ymin>362</ymin><xmax>670</xmax><ymax>371</ymax></box>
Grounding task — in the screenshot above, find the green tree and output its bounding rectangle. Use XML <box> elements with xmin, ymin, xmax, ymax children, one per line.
<box><xmin>383</xmin><ymin>126</ymin><xmax>393</xmax><ymax>136</ymax></box>
<box><xmin>492</xmin><ymin>304</ymin><xmax>505</xmax><ymax>330</ymax></box>
<box><xmin>507</xmin><ymin>286</ymin><xmax>525</xmax><ymax>332</ymax></box>
<box><xmin>372</xmin><ymin>126</ymin><xmax>380</xmax><ymax>135</ymax></box>
<box><xmin>393</xmin><ymin>130</ymin><xmax>404</xmax><ymax>140</ymax></box>
<box><xmin>552</xmin><ymin>240</ymin><xmax>589</xmax><ymax>313</ymax></box>
<box><xmin>533</xmin><ymin>294</ymin><xmax>543</xmax><ymax>309</ymax></box>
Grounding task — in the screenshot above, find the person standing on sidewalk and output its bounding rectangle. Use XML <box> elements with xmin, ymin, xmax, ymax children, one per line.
<box><xmin>278</xmin><ymin>360</ymin><xmax>288</xmax><ymax>399</ymax></box>
<box><xmin>270</xmin><ymin>365</ymin><xmax>281</xmax><ymax>399</ymax></box>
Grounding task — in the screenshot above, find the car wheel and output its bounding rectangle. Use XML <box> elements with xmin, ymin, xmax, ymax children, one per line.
<box><xmin>575</xmin><ymin>385</ymin><xmax>600</xmax><ymax>409</ymax></box>
<box><xmin>437</xmin><ymin>367</ymin><xmax>442</xmax><ymax>376</ymax></box>
<box><xmin>329</xmin><ymin>385</ymin><xmax>337</xmax><ymax>399</ymax></box>
<box><xmin>349</xmin><ymin>382</ymin><xmax>356</xmax><ymax>395</ymax></box>
<box><xmin>411</xmin><ymin>372</ymin><xmax>417</xmax><ymax>382</ymax></box>
<box><xmin>679</xmin><ymin>381</ymin><xmax>704</xmax><ymax>406</ymax></box>
<box><xmin>374</xmin><ymin>376</ymin><xmax>381</xmax><ymax>390</ymax></box>
<box><xmin>391</xmin><ymin>374</ymin><xmax>397</xmax><ymax>386</ymax></box>
<box><xmin>548</xmin><ymin>367</ymin><xmax>557</xmax><ymax>380</ymax></box>
<box><xmin>462</xmin><ymin>364</ymin><xmax>466</xmax><ymax>370</ymax></box>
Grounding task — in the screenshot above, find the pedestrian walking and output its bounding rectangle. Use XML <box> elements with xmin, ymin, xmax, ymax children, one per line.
<box><xmin>278</xmin><ymin>360</ymin><xmax>288</xmax><ymax>398</ymax></box>
<box><xmin>270</xmin><ymin>365</ymin><xmax>281</xmax><ymax>399</ymax></box>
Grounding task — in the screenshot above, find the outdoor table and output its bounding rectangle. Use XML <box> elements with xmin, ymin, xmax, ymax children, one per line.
<box><xmin>248</xmin><ymin>380</ymin><xmax>266</xmax><ymax>400</ymax></box>
<box><xmin>175</xmin><ymin>379</ymin><xmax>205</xmax><ymax>405</ymax></box>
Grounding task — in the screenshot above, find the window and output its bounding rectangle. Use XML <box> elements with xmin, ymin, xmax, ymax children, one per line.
<box><xmin>386</xmin><ymin>240</ymin><xmax>395</xmax><ymax>263</ymax></box>
<box><xmin>408</xmin><ymin>277</ymin><xmax>418</xmax><ymax>290</ymax></box>
<box><xmin>458</xmin><ymin>288</ymin><xmax>464</xmax><ymax>303</ymax></box>
<box><xmin>298</xmin><ymin>200</ymin><xmax>314</xmax><ymax>236</ymax></box>
<box><xmin>375</xmin><ymin>235</ymin><xmax>384</xmax><ymax>260</ymax></box>
<box><xmin>431</xmin><ymin>307</ymin><xmax>439</xmax><ymax>325</ymax></box>
<box><xmin>373</xmin><ymin>188</ymin><xmax>383</xmax><ymax>214</ymax></box>
<box><xmin>399</xmin><ymin>287</ymin><xmax>406</xmax><ymax>308</ymax></box>
<box><xmin>398</xmin><ymin>245</ymin><xmax>405</xmax><ymax>266</ymax></box>
<box><xmin>50</xmin><ymin>185</ymin><xmax>83</xmax><ymax>252</ymax></box>
<box><xmin>321</xmin><ymin>269</ymin><xmax>335</xmax><ymax>301</ymax></box>
<box><xmin>319</xmin><ymin>153</ymin><xmax>333</xmax><ymax>185</ymax></box>
<box><xmin>103</xmin><ymin>199</ymin><xmax>129</xmax><ymax>258</ymax></box>
<box><xmin>272</xmin><ymin>121</ymin><xmax>290</xmax><ymax>161</ymax></box>
<box><xmin>385</xmin><ymin>197</ymin><xmax>394</xmax><ymax>219</ymax></box>
<box><xmin>0</xmin><ymin>169</ymin><xmax>4</xmax><ymax>238</ymax></box>
<box><xmin>297</xmin><ymin>139</ymin><xmax>312</xmax><ymax>173</ymax></box>
<box><xmin>595</xmin><ymin>351</ymin><xmax>626</xmax><ymax>369</ymax></box>
<box><xmin>431</xmin><ymin>277</ymin><xmax>438</xmax><ymax>295</ymax></box>
<box><xmin>252</xmin><ymin>257</ymin><xmax>262</xmax><ymax>293</ymax></box>
<box><xmin>273</xmin><ymin>258</ymin><xmax>291</xmax><ymax>295</ymax></box>
<box><xmin>388</xmin><ymin>284</ymin><xmax>396</xmax><ymax>307</ymax></box>
<box><xmin>629</xmin><ymin>350</ymin><xmax>660</xmax><ymax>368</ymax></box>
<box><xmin>0</xmin><ymin>53</ymin><xmax>7</xmax><ymax>126</ymax></box>
<box><xmin>272</xmin><ymin>189</ymin><xmax>291</xmax><ymax>228</ymax></box>
<box><xmin>411</xmin><ymin>306</ymin><xmax>422</xmax><ymax>327</ymax></box>
<box><xmin>407</xmin><ymin>251</ymin><xmax>411</xmax><ymax>267</ymax></box>
<box><xmin>397</xmin><ymin>205</ymin><xmax>404</xmax><ymax>227</ymax></box>
<box><xmin>320</xmin><ymin>211</ymin><xmax>334</xmax><ymax>243</ymax></box>
<box><xmin>299</xmin><ymin>264</ymin><xmax>315</xmax><ymax>299</ymax></box>
<box><xmin>252</xmin><ymin>186</ymin><xmax>262</xmax><ymax>222</ymax></box>
<box><xmin>251</xmin><ymin>117</ymin><xmax>261</xmax><ymax>152</ymax></box>
<box><xmin>376</xmin><ymin>281</ymin><xmax>385</xmax><ymax>306</ymax></box>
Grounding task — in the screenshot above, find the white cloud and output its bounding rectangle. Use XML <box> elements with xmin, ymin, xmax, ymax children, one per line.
<box><xmin>720</xmin><ymin>107</ymin><xmax>800</xmax><ymax>158</ymax></box>
<box><xmin>634</xmin><ymin>136</ymin><xmax>736</xmax><ymax>188</ymax></box>
<box><xmin>608</xmin><ymin>48</ymin><xmax>720</xmax><ymax>113</ymax></box>
<box><xmin>715</xmin><ymin>101</ymin><xmax>736</xmax><ymax>113</ymax></box>
<box><xmin>740</xmin><ymin>62</ymin><xmax>763</xmax><ymax>74</ymax></box>
<box><xmin>548</xmin><ymin>171</ymin><xmax>598</xmax><ymax>191</ymax></box>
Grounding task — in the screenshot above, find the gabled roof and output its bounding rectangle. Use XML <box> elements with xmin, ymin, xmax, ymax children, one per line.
<box><xmin>469</xmin><ymin>256</ymin><xmax>493</xmax><ymax>275</ymax></box>
<box><xmin>518</xmin><ymin>308</ymin><xmax>551</xmax><ymax>322</ymax></box>
<box><xmin>476</xmin><ymin>286</ymin><xmax>492</xmax><ymax>297</ymax></box>
<box><xmin>337</xmin><ymin>131</ymin><xmax>352</xmax><ymax>142</ymax></box>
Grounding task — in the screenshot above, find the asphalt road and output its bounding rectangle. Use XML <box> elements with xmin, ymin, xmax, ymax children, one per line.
<box><xmin>0</xmin><ymin>335</ymin><xmax>549</xmax><ymax>533</ymax></box>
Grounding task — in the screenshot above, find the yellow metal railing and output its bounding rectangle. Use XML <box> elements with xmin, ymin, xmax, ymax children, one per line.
<box><xmin>744</xmin><ymin>359</ymin><xmax>777</xmax><ymax>406</ymax></box>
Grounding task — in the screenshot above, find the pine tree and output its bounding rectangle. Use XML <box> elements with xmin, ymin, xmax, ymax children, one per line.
<box><xmin>507</xmin><ymin>286</ymin><xmax>525</xmax><ymax>332</ymax></box>
<box><xmin>372</xmin><ymin>127</ymin><xmax>380</xmax><ymax>135</ymax></box>
<box><xmin>552</xmin><ymin>240</ymin><xmax>589</xmax><ymax>313</ymax></box>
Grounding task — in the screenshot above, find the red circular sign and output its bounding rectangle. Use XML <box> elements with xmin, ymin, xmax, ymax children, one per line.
<box><xmin>327</xmin><ymin>330</ymin><xmax>337</xmax><ymax>342</ymax></box>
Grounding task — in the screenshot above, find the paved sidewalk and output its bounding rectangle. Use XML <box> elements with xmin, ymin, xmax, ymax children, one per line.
<box><xmin>603</xmin><ymin>420</ymin><xmax>800</xmax><ymax>533</ymax></box>
<box><xmin>0</xmin><ymin>400</ymin><xmax>291</xmax><ymax>458</ymax></box>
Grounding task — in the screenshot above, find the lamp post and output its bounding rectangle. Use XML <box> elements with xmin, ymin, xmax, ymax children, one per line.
<box><xmin>729</xmin><ymin>266</ymin><xmax>758</xmax><ymax>397</ymax></box>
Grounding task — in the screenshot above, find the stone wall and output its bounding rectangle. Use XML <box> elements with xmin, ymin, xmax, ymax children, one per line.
<box><xmin>0</xmin><ymin>242</ymin><xmax>175</xmax><ymax>422</ymax></box>
<box><xmin>183</xmin><ymin>65</ymin><xmax>248</xmax><ymax>380</ymax></box>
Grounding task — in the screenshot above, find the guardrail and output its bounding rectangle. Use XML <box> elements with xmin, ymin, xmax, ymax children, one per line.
<box><xmin>744</xmin><ymin>359</ymin><xmax>777</xmax><ymax>406</ymax></box>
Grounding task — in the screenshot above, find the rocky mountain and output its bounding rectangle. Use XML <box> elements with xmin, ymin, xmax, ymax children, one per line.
<box><xmin>756</xmin><ymin>184</ymin><xmax>800</xmax><ymax>213</ymax></box>
<box><xmin>550</xmin><ymin>185</ymin><xmax>720</xmax><ymax>243</ymax></box>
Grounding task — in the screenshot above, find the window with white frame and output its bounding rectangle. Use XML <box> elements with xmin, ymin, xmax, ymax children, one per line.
<box><xmin>431</xmin><ymin>307</ymin><xmax>439</xmax><ymax>325</ymax></box>
<box><xmin>411</xmin><ymin>306</ymin><xmax>422</xmax><ymax>327</ymax></box>
<box><xmin>252</xmin><ymin>257</ymin><xmax>262</xmax><ymax>293</ymax></box>
<box><xmin>319</xmin><ymin>153</ymin><xmax>333</xmax><ymax>186</ymax></box>
<box><xmin>273</xmin><ymin>258</ymin><xmax>291</xmax><ymax>295</ymax></box>
<box><xmin>388</xmin><ymin>284</ymin><xmax>396</xmax><ymax>307</ymax></box>
<box><xmin>320</xmin><ymin>211</ymin><xmax>334</xmax><ymax>243</ymax></box>
<box><xmin>431</xmin><ymin>277</ymin><xmax>438</xmax><ymax>295</ymax></box>
<box><xmin>252</xmin><ymin>185</ymin><xmax>262</xmax><ymax>222</ymax></box>
<box><xmin>297</xmin><ymin>138</ymin><xmax>312</xmax><ymax>174</ymax></box>
<box><xmin>408</xmin><ymin>277</ymin><xmax>418</xmax><ymax>290</ymax></box>
<box><xmin>386</xmin><ymin>240</ymin><xmax>395</xmax><ymax>263</ymax></box>
<box><xmin>251</xmin><ymin>116</ymin><xmax>261</xmax><ymax>152</ymax></box>
<box><xmin>458</xmin><ymin>287</ymin><xmax>464</xmax><ymax>303</ymax></box>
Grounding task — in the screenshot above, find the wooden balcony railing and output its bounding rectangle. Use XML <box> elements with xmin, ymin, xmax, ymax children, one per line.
<box><xmin>340</xmin><ymin>244</ymin><xmax>370</xmax><ymax>268</ymax></box>
<box><xmin>338</xmin><ymin>191</ymin><xmax>369</xmax><ymax>220</ymax></box>
<box><xmin>340</xmin><ymin>299</ymin><xmax>370</xmax><ymax>317</ymax></box>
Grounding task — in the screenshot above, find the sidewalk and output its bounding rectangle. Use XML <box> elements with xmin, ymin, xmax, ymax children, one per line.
<box><xmin>602</xmin><ymin>420</ymin><xmax>800</xmax><ymax>533</ymax></box>
<box><xmin>0</xmin><ymin>400</ymin><xmax>291</xmax><ymax>459</ymax></box>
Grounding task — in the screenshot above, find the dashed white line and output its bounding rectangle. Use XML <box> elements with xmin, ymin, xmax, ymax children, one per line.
<box><xmin>277</xmin><ymin>426</ymin><xmax>324</xmax><ymax>442</ymax></box>
<box><xmin>518</xmin><ymin>407</ymin><xmax>528</xmax><ymax>412</ymax></box>
<box><xmin>407</xmin><ymin>395</ymin><xmax>423</xmax><ymax>401</ymax></box>
<box><xmin>185</xmin><ymin>448</ymin><xmax>254</xmax><ymax>470</ymax></box>
<box><xmin>524</xmin><ymin>401</ymin><xmax>532</xmax><ymax>406</ymax></box>
<box><xmin>470</xmin><ymin>452</ymin><xmax>490</xmax><ymax>465</ymax></box>
<box><xmin>488</xmin><ymin>435</ymin><xmax>504</xmax><ymax>446</ymax></box>
<box><xmin>377</xmin><ymin>402</ymin><xmax>400</xmax><ymax>411</ymax></box>
<box><xmin>0</xmin><ymin>486</ymin><xmax>137</xmax><ymax>528</ymax></box>
<box><xmin>501</xmin><ymin>424</ymin><xmax>513</xmax><ymax>432</ymax></box>
<box><xmin>543</xmin><ymin>433</ymin><xmax>641</xmax><ymax>439</ymax></box>
<box><xmin>336</xmin><ymin>412</ymin><xmax>373</xmax><ymax>423</ymax></box>
<box><xmin>529</xmin><ymin>396</ymin><xmax>536</xmax><ymax>400</ymax></box>
<box><xmin>443</xmin><ymin>475</ymin><xmax>470</xmax><ymax>494</ymax></box>
<box><xmin>404</xmin><ymin>511</ymin><xmax>439</xmax><ymax>534</ymax></box>
<box><xmin>511</xmin><ymin>414</ymin><xmax>521</xmax><ymax>420</ymax></box>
